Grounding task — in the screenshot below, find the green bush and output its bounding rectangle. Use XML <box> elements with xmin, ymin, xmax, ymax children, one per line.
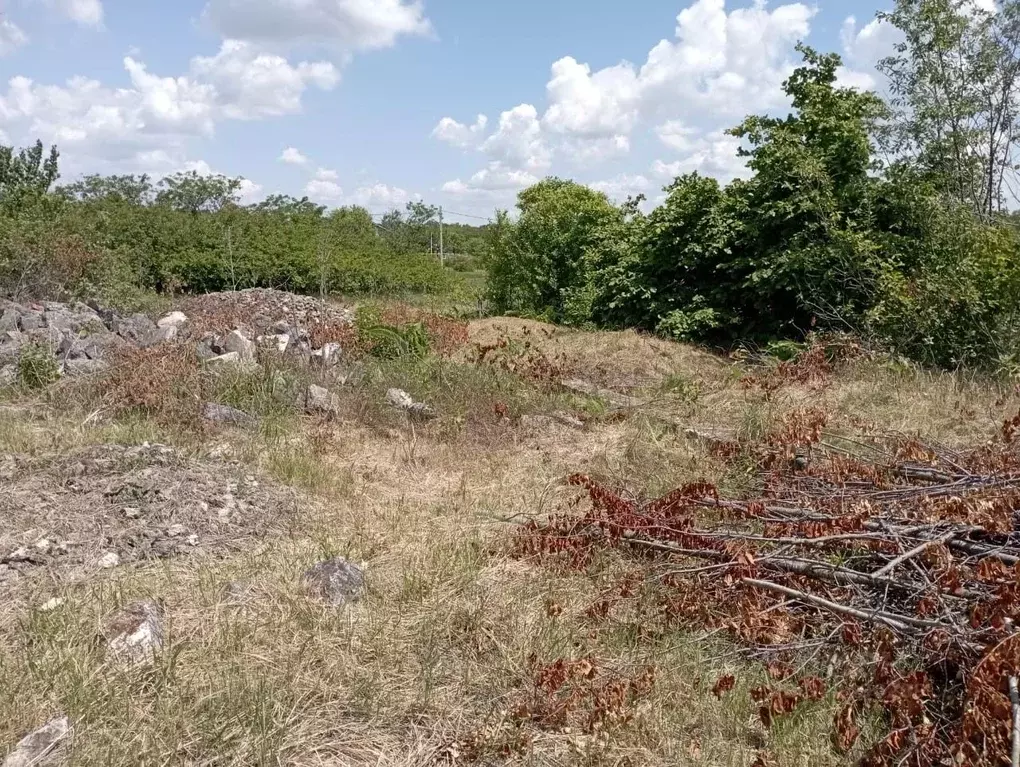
<box><xmin>17</xmin><ymin>343</ymin><xmax>61</xmax><ymax>389</ymax></box>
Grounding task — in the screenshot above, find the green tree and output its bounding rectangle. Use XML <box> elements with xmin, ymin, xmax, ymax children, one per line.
<box><xmin>0</xmin><ymin>140</ymin><xmax>60</xmax><ymax>212</ymax></box>
<box><xmin>155</xmin><ymin>171</ymin><xmax>243</xmax><ymax>213</ymax></box>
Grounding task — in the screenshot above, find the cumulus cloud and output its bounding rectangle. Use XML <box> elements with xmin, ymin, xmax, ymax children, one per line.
<box><xmin>432</xmin><ymin>114</ymin><xmax>488</xmax><ymax>149</ymax></box>
<box><xmin>590</xmin><ymin>173</ymin><xmax>652</xmax><ymax>204</ymax></box>
<box><xmin>201</xmin><ymin>0</ymin><xmax>430</xmax><ymax>52</ymax></box>
<box><xmin>839</xmin><ymin>16</ymin><xmax>901</xmax><ymax>90</ymax></box>
<box><xmin>0</xmin><ymin>42</ymin><xmax>338</xmax><ymax>174</ymax></box>
<box><xmin>347</xmin><ymin>182</ymin><xmax>412</xmax><ymax>208</ymax></box>
<box><xmin>435</xmin><ymin>0</ymin><xmax>821</xmax><ymax>199</ymax></box>
<box><xmin>279</xmin><ymin>146</ymin><xmax>308</xmax><ymax>164</ymax></box>
<box><xmin>442</xmin><ymin>162</ymin><xmax>539</xmax><ymax>195</ymax></box>
<box><xmin>651</xmin><ymin>129</ymin><xmax>749</xmax><ymax>182</ymax></box>
<box><xmin>37</xmin><ymin>0</ymin><xmax>103</xmax><ymax>26</ymax></box>
<box><xmin>0</xmin><ymin>20</ymin><xmax>28</xmax><ymax>56</ymax></box>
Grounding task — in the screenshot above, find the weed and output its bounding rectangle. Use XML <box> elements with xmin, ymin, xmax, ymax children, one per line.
<box><xmin>16</xmin><ymin>343</ymin><xmax>61</xmax><ymax>389</ymax></box>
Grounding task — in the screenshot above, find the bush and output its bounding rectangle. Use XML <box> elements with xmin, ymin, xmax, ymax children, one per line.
<box><xmin>17</xmin><ymin>343</ymin><xmax>61</xmax><ymax>389</ymax></box>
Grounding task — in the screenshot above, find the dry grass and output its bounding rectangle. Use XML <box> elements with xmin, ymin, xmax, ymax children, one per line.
<box><xmin>1</xmin><ymin>310</ymin><xmax>1016</xmax><ymax>765</ymax></box>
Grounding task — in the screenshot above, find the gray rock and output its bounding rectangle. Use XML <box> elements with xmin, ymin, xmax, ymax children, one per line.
<box><xmin>1</xmin><ymin>716</ymin><xmax>71</xmax><ymax>767</ymax></box>
<box><xmin>102</xmin><ymin>600</ymin><xmax>164</xmax><ymax>666</ymax></box>
<box><xmin>221</xmin><ymin>329</ymin><xmax>256</xmax><ymax>363</ymax></box>
<box><xmin>140</xmin><ymin>324</ymin><xmax>178</xmax><ymax>348</ymax></box>
<box><xmin>62</xmin><ymin>358</ymin><xmax>109</xmax><ymax>378</ymax></box>
<box><xmin>43</xmin><ymin>309</ymin><xmax>76</xmax><ymax>333</ymax></box>
<box><xmin>303</xmin><ymin>557</ymin><xmax>366</xmax><ymax>607</ymax></box>
<box><xmin>0</xmin><ymin>365</ymin><xmax>15</xmax><ymax>388</ymax></box>
<box><xmin>195</xmin><ymin>336</ymin><xmax>219</xmax><ymax>361</ymax></box>
<box><xmin>97</xmin><ymin>551</ymin><xmax>121</xmax><ymax>569</ymax></box>
<box><xmin>157</xmin><ymin>311</ymin><xmax>188</xmax><ymax>329</ymax></box>
<box><xmin>257</xmin><ymin>334</ymin><xmax>290</xmax><ymax>354</ymax></box>
<box><xmin>202</xmin><ymin>402</ymin><xmax>257</xmax><ymax>428</ymax></box>
<box><xmin>303</xmin><ymin>384</ymin><xmax>341</xmax><ymax>415</ymax></box>
<box><xmin>204</xmin><ymin>352</ymin><xmax>242</xmax><ymax>369</ymax></box>
<box><xmin>311</xmin><ymin>342</ymin><xmax>342</xmax><ymax>366</ymax></box>
<box><xmin>115</xmin><ymin>314</ymin><xmax>158</xmax><ymax>345</ymax></box>
<box><xmin>0</xmin><ymin>308</ymin><xmax>20</xmax><ymax>333</ymax></box>
<box><xmin>386</xmin><ymin>388</ymin><xmax>436</xmax><ymax>421</ymax></box>
<box><xmin>18</xmin><ymin>312</ymin><xmax>44</xmax><ymax>332</ymax></box>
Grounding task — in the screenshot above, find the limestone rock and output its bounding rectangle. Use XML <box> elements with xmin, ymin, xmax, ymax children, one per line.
<box><xmin>157</xmin><ymin>311</ymin><xmax>188</xmax><ymax>329</ymax></box>
<box><xmin>221</xmin><ymin>329</ymin><xmax>256</xmax><ymax>363</ymax></box>
<box><xmin>1</xmin><ymin>716</ymin><xmax>71</xmax><ymax>767</ymax></box>
<box><xmin>303</xmin><ymin>557</ymin><xmax>366</xmax><ymax>607</ymax></box>
<box><xmin>103</xmin><ymin>600</ymin><xmax>165</xmax><ymax>666</ymax></box>
<box><xmin>303</xmin><ymin>384</ymin><xmax>341</xmax><ymax>415</ymax></box>
<box><xmin>202</xmin><ymin>402</ymin><xmax>257</xmax><ymax>428</ymax></box>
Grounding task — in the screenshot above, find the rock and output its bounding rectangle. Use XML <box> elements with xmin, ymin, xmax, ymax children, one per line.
<box><xmin>311</xmin><ymin>342</ymin><xmax>342</xmax><ymax>366</ymax></box>
<box><xmin>204</xmin><ymin>352</ymin><xmax>242</xmax><ymax>369</ymax></box>
<box><xmin>0</xmin><ymin>307</ymin><xmax>20</xmax><ymax>333</ymax></box>
<box><xmin>303</xmin><ymin>384</ymin><xmax>341</xmax><ymax>415</ymax></box>
<box><xmin>43</xmin><ymin>309</ymin><xmax>77</xmax><ymax>333</ymax></box>
<box><xmin>62</xmin><ymin>358</ymin><xmax>109</xmax><ymax>378</ymax></box>
<box><xmin>6</xmin><ymin>547</ymin><xmax>32</xmax><ymax>563</ymax></box>
<box><xmin>18</xmin><ymin>312</ymin><xmax>44</xmax><ymax>332</ymax></box>
<box><xmin>258</xmin><ymin>334</ymin><xmax>290</xmax><ymax>354</ymax></box>
<box><xmin>103</xmin><ymin>600</ymin><xmax>165</xmax><ymax>666</ymax></box>
<box><xmin>166</xmin><ymin>524</ymin><xmax>187</xmax><ymax>537</ymax></box>
<box><xmin>114</xmin><ymin>314</ymin><xmax>158</xmax><ymax>345</ymax></box>
<box><xmin>386</xmin><ymin>388</ymin><xmax>415</xmax><ymax>410</ymax></box>
<box><xmin>195</xmin><ymin>336</ymin><xmax>219</xmax><ymax>361</ymax></box>
<box><xmin>141</xmin><ymin>325</ymin><xmax>178</xmax><ymax>347</ymax></box>
<box><xmin>97</xmin><ymin>551</ymin><xmax>121</xmax><ymax>569</ymax></box>
<box><xmin>221</xmin><ymin>329</ymin><xmax>256</xmax><ymax>363</ymax></box>
<box><xmin>38</xmin><ymin>597</ymin><xmax>65</xmax><ymax>613</ymax></box>
<box><xmin>220</xmin><ymin>580</ymin><xmax>254</xmax><ymax>606</ymax></box>
<box><xmin>1</xmin><ymin>716</ymin><xmax>71</xmax><ymax>767</ymax></box>
<box><xmin>0</xmin><ymin>365</ymin><xmax>15</xmax><ymax>388</ymax></box>
<box><xmin>157</xmin><ymin>311</ymin><xmax>188</xmax><ymax>329</ymax></box>
<box><xmin>202</xmin><ymin>402</ymin><xmax>257</xmax><ymax>428</ymax></box>
<box><xmin>303</xmin><ymin>557</ymin><xmax>366</xmax><ymax>607</ymax></box>
<box><xmin>386</xmin><ymin>388</ymin><xmax>436</xmax><ymax>421</ymax></box>
<box><xmin>122</xmin><ymin>507</ymin><xmax>142</xmax><ymax>520</ymax></box>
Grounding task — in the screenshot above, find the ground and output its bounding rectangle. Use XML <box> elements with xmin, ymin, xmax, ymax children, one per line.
<box><xmin>0</xmin><ymin>298</ymin><xmax>1015</xmax><ymax>766</ymax></box>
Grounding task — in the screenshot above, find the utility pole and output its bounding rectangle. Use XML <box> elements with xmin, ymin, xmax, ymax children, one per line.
<box><xmin>439</xmin><ymin>206</ymin><xmax>444</xmax><ymax>267</ymax></box>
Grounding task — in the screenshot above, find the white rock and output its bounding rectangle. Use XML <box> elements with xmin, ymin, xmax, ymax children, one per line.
<box><xmin>386</xmin><ymin>388</ymin><xmax>415</xmax><ymax>410</ymax></box>
<box><xmin>34</xmin><ymin>538</ymin><xmax>52</xmax><ymax>554</ymax></box>
<box><xmin>186</xmin><ymin>534</ymin><xmax>199</xmax><ymax>547</ymax></box>
<box><xmin>167</xmin><ymin>524</ymin><xmax>187</xmax><ymax>537</ymax></box>
<box><xmin>103</xmin><ymin>600</ymin><xmax>164</xmax><ymax>667</ymax></box>
<box><xmin>38</xmin><ymin>597</ymin><xmax>65</xmax><ymax>613</ymax></box>
<box><xmin>97</xmin><ymin>551</ymin><xmax>121</xmax><ymax>569</ymax></box>
<box><xmin>123</xmin><ymin>507</ymin><xmax>142</xmax><ymax>519</ymax></box>
<box><xmin>222</xmin><ymin>329</ymin><xmax>256</xmax><ymax>363</ymax></box>
<box><xmin>204</xmin><ymin>352</ymin><xmax>242</xmax><ymax>369</ymax></box>
<box><xmin>2</xmin><ymin>716</ymin><xmax>71</xmax><ymax>767</ymax></box>
<box><xmin>157</xmin><ymin>311</ymin><xmax>188</xmax><ymax>329</ymax></box>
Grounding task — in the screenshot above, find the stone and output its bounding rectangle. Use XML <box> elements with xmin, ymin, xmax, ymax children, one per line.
<box><xmin>0</xmin><ymin>308</ymin><xmax>20</xmax><ymax>333</ymax></box>
<box><xmin>38</xmin><ymin>598</ymin><xmax>65</xmax><ymax>613</ymax></box>
<box><xmin>123</xmin><ymin>507</ymin><xmax>142</xmax><ymax>520</ymax></box>
<box><xmin>303</xmin><ymin>557</ymin><xmax>366</xmax><ymax>607</ymax></box>
<box><xmin>195</xmin><ymin>336</ymin><xmax>219</xmax><ymax>361</ymax></box>
<box><xmin>202</xmin><ymin>402</ymin><xmax>257</xmax><ymax>428</ymax></box>
<box><xmin>386</xmin><ymin>388</ymin><xmax>415</xmax><ymax>410</ymax></box>
<box><xmin>258</xmin><ymin>334</ymin><xmax>290</xmax><ymax>354</ymax></box>
<box><xmin>166</xmin><ymin>524</ymin><xmax>187</xmax><ymax>537</ymax></box>
<box><xmin>43</xmin><ymin>309</ymin><xmax>77</xmax><ymax>333</ymax></box>
<box><xmin>1</xmin><ymin>716</ymin><xmax>71</xmax><ymax>767</ymax></box>
<box><xmin>141</xmin><ymin>325</ymin><xmax>178</xmax><ymax>348</ymax></box>
<box><xmin>114</xmin><ymin>314</ymin><xmax>158</xmax><ymax>344</ymax></box>
<box><xmin>204</xmin><ymin>352</ymin><xmax>242</xmax><ymax>369</ymax></box>
<box><xmin>97</xmin><ymin>551</ymin><xmax>121</xmax><ymax>569</ymax></box>
<box><xmin>157</xmin><ymin>311</ymin><xmax>188</xmax><ymax>329</ymax></box>
<box><xmin>103</xmin><ymin>600</ymin><xmax>165</xmax><ymax>666</ymax></box>
<box><xmin>62</xmin><ymin>358</ymin><xmax>109</xmax><ymax>378</ymax></box>
<box><xmin>221</xmin><ymin>329</ymin><xmax>256</xmax><ymax>363</ymax></box>
<box><xmin>311</xmin><ymin>342</ymin><xmax>342</xmax><ymax>366</ymax></box>
<box><xmin>18</xmin><ymin>312</ymin><xmax>44</xmax><ymax>332</ymax></box>
<box><xmin>303</xmin><ymin>384</ymin><xmax>341</xmax><ymax>415</ymax></box>
<box><xmin>0</xmin><ymin>365</ymin><xmax>15</xmax><ymax>388</ymax></box>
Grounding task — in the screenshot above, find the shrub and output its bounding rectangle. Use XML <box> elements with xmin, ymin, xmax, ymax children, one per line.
<box><xmin>17</xmin><ymin>343</ymin><xmax>61</xmax><ymax>389</ymax></box>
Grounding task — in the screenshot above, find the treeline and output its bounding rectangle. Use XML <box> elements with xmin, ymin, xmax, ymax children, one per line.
<box><xmin>0</xmin><ymin>154</ymin><xmax>474</xmax><ymax>305</ymax></box>
<box><xmin>488</xmin><ymin>0</ymin><xmax>1020</xmax><ymax>370</ymax></box>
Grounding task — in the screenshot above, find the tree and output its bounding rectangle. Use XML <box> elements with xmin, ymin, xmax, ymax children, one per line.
<box><xmin>878</xmin><ymin>0</ymin><xmax>1020</xmax><ymax>215</ymax></box>
<box><xmin>155</xmin><ymin>171</ymin><xmax>243</xmax><ymax>213</ymax></box>
<box><xmin>0</xmin><ymin>140</ymin><xmax>59</xmax><ymax>211</ymax></box>
<box><xmin>58</xmin><ymin>174</ymin><xmax>154</xmax><ymax>205</ymax></box>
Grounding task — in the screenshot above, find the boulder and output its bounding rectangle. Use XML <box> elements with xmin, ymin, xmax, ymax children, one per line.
<box><xmin>0</xmin><ymin>307</ymin><xmax>20</xmax><ymax>333</ymax></box>
<box><xmin>303</xmin><ymin>557</ymin><xmax>366</xmax><ymax>606</ymax></box>
<box><xmin>62</xmin><ymin>358</ymin><xmax>110</xmax><ymax>378</ymax></box>
<box><xmin>202</xmin><ymin>402</ymin><xmax>257</xmax><ymax>428</ymax></box>
<box><xmin>102</xmin><ymin>600</ymin><xmax>165</xmax><ymax>666</ymax></box>
<box><xmin>0</xmin><ymin>365</ymin><xmax>15</xmax><ymax>388</ymax></box>
<box><xmin>157</xmin><ymin>311</ymin><xmax>188</xmax><ymax>329</ymax></box>
<box><xmin>1</xmin><ymin>716</ymin><xmax>71</xmax><ymax>767</ymax></box>
<box><xmin>303</xmin><ymin>384</ymin><xmax>341</xmax><ymax>415</ymax></box>
<box><xmin>258</xmin><ymin>334</ymin><xmax>290</xmax><ymax>354</ymax></box>
<box><xmin>204</xmin><ymin>352</ymin><xmax>242</xmax><ymax>369</ymax></box>
<box><xmin>311</xmin><ymin>342</ymin><xmax>342</xmax><ymax>367</ymax></box>
<box><xmin>115</xmin><ymin>314</ymin><xmax>159</xmax><ymax>345</ymax></box>
<box><xmin>386</xmin><ymin>388</ymin><xmax>436</xmax><ymax>421</ymax></box>
<box><xmin>195</xmin><ymin>336</ymin><xmax>219</xmax><ymax>361</ymax></box>
<box><xmin>18</xmin><ymin>312</ymin><xmax>44</xmax><ymax>332</ymax></box>
<box><xmin>222</xmin><ymin>329</ymin><xmax>256</xmax><ymax>363</ymax></box>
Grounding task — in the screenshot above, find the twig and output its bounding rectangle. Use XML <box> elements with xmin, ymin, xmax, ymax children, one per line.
<box><xmin>1010</xmin><ymin>676</ymin><xmax>1020</xmax><ymax>767</ymax></box>
<box><xmin>873</xmin><ymin>532</ymin><xmax>958</xmax><ymax>578</ymax></box>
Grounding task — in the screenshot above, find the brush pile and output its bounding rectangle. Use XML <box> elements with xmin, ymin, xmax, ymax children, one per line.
<box><xmin>517</xmin><ymin>408</ymin><xmax>1020</xmax><ymax>765</ymax></box>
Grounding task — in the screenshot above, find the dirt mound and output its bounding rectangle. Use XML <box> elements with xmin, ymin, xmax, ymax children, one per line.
<box><xmin>0</xmin><ymin>443</ymin><xmax>301</xmax><ymax>583</ymax></box>
<box><xmin>465</xmin><ymin>317</ymin><xmax>727</xmax><ymax>391</ymax></box>
<box><xmin>183</xmin><ymin>288</ymin><xmax>354</xmax><ymax>336</ymax></box>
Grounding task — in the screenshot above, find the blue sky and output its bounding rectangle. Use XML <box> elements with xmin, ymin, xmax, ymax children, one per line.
<box><xmin>0</xmin><ymin>0</ymin><xmax>898</xmax><ymax>222</ymax></box>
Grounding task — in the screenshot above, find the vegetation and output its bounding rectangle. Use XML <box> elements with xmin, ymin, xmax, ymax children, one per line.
<box><xmin>488</xmin><ymin>2</ymin><xmax>1020</xmax><ymax>372</ymax></box>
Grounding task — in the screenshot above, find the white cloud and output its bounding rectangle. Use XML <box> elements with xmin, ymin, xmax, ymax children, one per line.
<box><xmin>656</xmin><ymin>120</ymin><xmax>699</xmax><ymax>152</ymax></box>
<box><xmin>279</xmin><ymin>146</ymin><xmax>308</xmax><ymax>164</ymax></box>
<box><xmin>432</xmin><ymin>114</ymin><xmax>488</xmax><ymax>149</ymax></box>
<box><xmin>0</xmin><ymin>41</ymin><xmax>338</xmax><ymax>175</ymax></box>
<box><xmin>651</xmin><ymin>129</ymin><xmax>749</xmax><ymax>182</ymax></box>
<box><xmin>590</xmin><ymin>173</ymin><xmax>652</xmax><ymax>203</ymax></box>
<box><xmin>202</xmin><ymin>0</ymin><xmax>430</xmax><ymax>52</ymax></box>
<box><xmin>190</xmin><ymin>40</ymin><xmax>339</xmax><ymax>120</ymax></box>
<box><xmin>480</xmin><ymin>104</ymin><xmax>551</xmax><ymax>172</ymax></box>
<box><xmin>348</xmin><ymin>182</ymin><xmax>412</xmax><ymax>208</ymax></box>
<box><xmin>0</xmin><ymin>20</ymin><xmax>28</xmax><ymax>56</ymax></box>
<box><xmin>442</xmin><ymin>162</ymin><xmax>539</xmax><ymax>195</ymax></box>
<box><xmin>305</xmin><ymin>178</ymin><xmax>343</xmax><ymax>200</ymax></box>
<box><xmin>39</xmin><ymin>0</ymin><xmax>104</xmax><ymax>26</ymax></box>
<box><xmin>543</xmin><ymin>56</ymin><xmax>641</xmax><ymax>137</ymax></box>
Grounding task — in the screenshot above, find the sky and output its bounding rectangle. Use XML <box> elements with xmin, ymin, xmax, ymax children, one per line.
<box><xmin>0</xmin><ymin>0</ymin><xmax>903</xmax><ymax>223</ymax></box>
